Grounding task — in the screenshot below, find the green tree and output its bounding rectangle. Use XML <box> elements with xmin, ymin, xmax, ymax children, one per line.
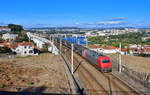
<box><xmin>88</xmin><ymin>36</ymin><xmax>104</xmax><ymax>44</ymax></box>
<box><xmin>8</xmin><ymin>24</ymin><xmax>23</xmax><ymax>33</ymax></box>
<box><xmin>16</xmin><ymin>30</ymin><xmax>29</xmax><ymax>42</ymax></box>
<box><xmin>0</xmin><ymin>47</ymin><xmax>12</xmax><ymax>53</ymax></box>
<box><xmin>41</xmin><ymin>43</ymin><xmax>50</xmax><ymax>53</ymax></box>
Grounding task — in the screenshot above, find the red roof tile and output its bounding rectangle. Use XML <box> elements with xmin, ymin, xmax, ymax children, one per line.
<box><xmin>18</xmin><ymin>42</ymin><xmax>33</xmax><ymax>46</ymax></box>
<box><xmin>9</xmin><ymin>43</ymin><xmax>18</xmax><ymax>48</ymax></box>
<box><xmin>104</xmin><ymin>46</ymin><xmax>119</xmax><ymax>50</ymax></box>
<box><xmin>88</xmin><ymin>44</ymin><xmax>101</xmax><ymax>49</ymax></box>
<box><xmin>121</xmin><ymin>48</ymin><xmax>127</xmax><ymax>52</ymax></box>
<box><xmin>144</xmin><ymin>44</ymin><xmax>149</xmax><ymax>47</ymax></box>
<box><xmin>0</xmin><ymin>27</ymin><xmax>10</xmax><ymax>29</ymax></box>
<box><xmin>0</xmin><ymin>41</ymin><xmax>10</xmax><ymax>46</ymax></box>
<box><xmin>142</xmin><ymin>48</ymin><xmax>150</xmax><ymax>52</ymax></box>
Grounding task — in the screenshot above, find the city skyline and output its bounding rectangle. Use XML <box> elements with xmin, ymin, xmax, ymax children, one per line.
<box><xmin>0</xmin><ymin>0</ymin><xmax>150</xmax><ymax>28</ymax></box>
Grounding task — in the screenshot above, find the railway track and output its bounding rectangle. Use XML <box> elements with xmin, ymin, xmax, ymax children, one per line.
<box><xmin>65</xmin><ymin>48</ymin><xmax>108</xmax><ymax>95</ymax></box>
<box><xmin>56</xmin><ymin>42</ymin><xmax>108</xmax><ymax>95</ymax></box>
<box><xmin>54</xmin><ymin>41</ymin><xmax>139</xmax><ymax>95</ymax></box>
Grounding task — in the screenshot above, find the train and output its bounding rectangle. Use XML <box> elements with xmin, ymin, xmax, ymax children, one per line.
<box><xmin>55</xmin><ymin>37</ymin><xmax>112</xmax><ymax>72</ymax></box>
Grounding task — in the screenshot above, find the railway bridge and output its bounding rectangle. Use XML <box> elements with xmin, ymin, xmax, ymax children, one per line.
<box><xmin>26</xmin><ymin>32</ymin><xmax>59</xmax><ymax>55</ymax></box>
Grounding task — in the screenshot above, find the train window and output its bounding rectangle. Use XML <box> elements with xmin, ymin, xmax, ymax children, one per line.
<box><xmin>102</xmin><ymin>60</ymin><xmax>110</xmax><ymax>63</ymax></box>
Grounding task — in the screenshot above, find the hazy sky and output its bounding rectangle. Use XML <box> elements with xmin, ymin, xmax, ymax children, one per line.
<box><xmin>0</xmin><ymin>0</ymin><xmax>150</xmax><ymax>27</ymax></box>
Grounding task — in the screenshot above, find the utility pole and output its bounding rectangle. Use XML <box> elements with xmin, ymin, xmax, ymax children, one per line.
<box><xmin>119</xmin><ymin>42</ymin><xmax>122</xmax><ymax>73</ymax></box>
<box><xmin>65</xmin><ymin>34</ymin><xmax>67</xmax><ymax>45</ymax></box>
<box><xmin>65</xmin><ymin>34</ymin><xmax>67</xmax><ymax>39</ymax></box>
<box><xmin>71</xmin><ymin>43</ymin><xmax>74</xmax><ymax>74</ymax></box>
<box><xmin>78</xmin><ymin>39</ymin><xmax>80</xmax><ymax>45</ymax></box>
<box><xmin>85</xmin><ymin>35</ymin><xmax>88</xmax><ymax>47</ymax></box>
<box><xmin>51</xmin><ymin>35</ymin><xmax>53</xmax><ymax>43</ymax></box>
<box><xmin>51</xmin><ymin>35</ymin><xmax>52</xmax><ymax>42</ymax></box>
<box><xmin>60</xmin><ymin>38</ymin><xmax>62</xmax><ymax>54</ymax></box>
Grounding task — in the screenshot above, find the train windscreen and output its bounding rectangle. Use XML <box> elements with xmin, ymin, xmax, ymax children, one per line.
<box><xmin>102</xmin><ymin>60</ymin><xmax>110</xmax><ymax>63</ymax></box>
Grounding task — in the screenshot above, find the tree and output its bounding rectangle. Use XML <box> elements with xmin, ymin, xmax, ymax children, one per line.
<box><xmin>16</xmin><ymin>30</ymin><xmax>29</xmax><ymax>42</ymax></box>
<box><xmin>41</xmin><ymin>43</ymin><xmax>50</xmax><ymax>53</ymax></box>
<box><xmin>88</xmin><ymin>36</ymin><xmax>104</xmax><ymax>44</ymax></box>
<box><xmin>0</xmin><ymin>47</ymin><xmax>12</xmax><ymax>53</ymax></box>
<box><xmin>8</xmin><ymin>24</ymin><xmax>23</xmax><ymax>33</ymax></box>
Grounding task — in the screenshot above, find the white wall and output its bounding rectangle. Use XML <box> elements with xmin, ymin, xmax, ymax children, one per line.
<box><xmin>11</xmin><ymin>45</ymin><xmax>37</xmax><ymax>56</ymax></box>
<box><xmin>100</xmin><ymin>49</ymin><xmax>119</xmax><ymax>54</ymax></box>
<box><xmin>2</xmin><ymin>33</ymin><xmax>18</xmax><ymax>40</ymax></box>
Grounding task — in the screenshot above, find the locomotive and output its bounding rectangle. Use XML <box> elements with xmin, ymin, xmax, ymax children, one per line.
<box><xmin>74</xmin><ymin>44</ymin><xmax>112</xmax><ymax>72</ymax></box>
<box><xmin>56</xmin><ymin>37</ymin><xmax>112</xmax><ymax>72</ymax></box>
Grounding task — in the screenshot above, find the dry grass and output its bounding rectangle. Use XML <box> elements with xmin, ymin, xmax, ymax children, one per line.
<box><xmin>0</xmin><ymin>53</ymin><xmax>72</xmax><ymax>93</ymax></box>
<box><xmin>106</xmin><ymin>54</ymin><xmax>150</xmax><ymax>74</ymax></box>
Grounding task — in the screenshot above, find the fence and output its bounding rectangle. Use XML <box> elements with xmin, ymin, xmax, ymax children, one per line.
<box><xmin>121</xmin><ymin>65</ymin><xmax>150</xmax><ymax>89</ymax></box>
<box><xmin>107</xmin><ymin>54</ymin><xmax>150</xmax><ymax>89</ymax></box>
<box><xmin>0</xmin><ymin>54</ymin><xmax>16</xmax><ymax>59</ymax></box>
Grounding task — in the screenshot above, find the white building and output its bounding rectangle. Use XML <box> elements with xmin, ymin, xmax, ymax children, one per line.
<box><xmin>88</xmin><ymin>44</ymin><xmax>102</xmax><ymax>52</ymax></box>
<box><xmin>100</xmin><ymin>46</ymin><xmax>120</xmax><ymax>54</ymax></box>
<box><xmin>2</xmin><ymin>33</ymin><xmax>18</xmax><ymax>40</ymax></box>
<box><xmin>97</xmin><ymin>31</ymin><xmax>106</xmax><ymax>36</ymax></box>
<box><xmin>85</xmin><ymin>31</ymin><xmax>92</xmax><ymax>36</ymax></box>
<box><xmin>0</xmin><ymin>27</ymin><xmax>11</xmax><ymax>32</ymax></box>
<box><xmin>11</xmin><ymin>42</ymin><xmax>39</xmax><ymax>56</ymax></box>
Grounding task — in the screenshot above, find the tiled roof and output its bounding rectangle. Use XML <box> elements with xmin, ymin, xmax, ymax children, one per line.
<box><xmin>18</xmin><ymin>42</ymin><xmax>33</xmax><ymax>46</ymax></box>
<box><xmin>88</xmin><ymin>44</ymin><xmax>101</xmax><ymax>49</ymax></box>
<box><xmin>130</xmin><ymin>48</ymin><xmax>142</xmax><ymax>53</ymax></box>
<box><xmin>9</xmin><ymin>42</ymin><xmax>34</xmax><ymax>48</ymax></box>
<box><xmin>104</xmin><ymin>46</ymin><xmax>119</xmax><ymax>50</ymax></box>
<box><xmin>3</xmin><ymin>41</ymin><xmax>9</xmax><ymax>44</ymax></box>
<box><xmin>142</xmin><ymin>48</ymin><xmax>150</xmax><ymax>52</ymax></box>
<box><xmin>0</xmin><ymin>43</ymin><xmax>5</xmax><ymax>46</ymax></box>
<box><xmin>0</xmin><ymin>41</ymin><xmax>10</xmax><ymax>46</ymax></box>
<box><xmin>0</xmin><ymin>27</ymin><xmax>10</xmax><ymax>29</ymax></box>
<box><xmin>0</xmin><ymin>41</ymin><xmax>35</xmax><ymax>49</ymax></box>
<box><xmin>9</xmin><ymin>43</ymin><xmax>18</xmax><ymax>48</ymax></box>
<box><xmin>121</xmin><ymin>48</ymin><xmax>127</xmax><ymax>52</ymax></box>
<box><xmin>144</xmin><ymin>44</ymin><xmax>149</xmax><ymax>47</ymax></box>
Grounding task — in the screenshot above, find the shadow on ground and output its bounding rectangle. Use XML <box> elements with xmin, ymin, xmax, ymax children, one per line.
<box><xmin>0</xmin><ymin>86</ymin><xmax>72</xmax><ymax>95</ymax></box>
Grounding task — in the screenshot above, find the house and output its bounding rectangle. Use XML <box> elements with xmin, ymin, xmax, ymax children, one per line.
<box><xmin>88</xmin><ymin>44</ymin><xmax>102</xmax><ymax>52</ymax></box>
<box><xmin>129</xmin><ymin>48</ymin><xmax>142</xmax><ymax>55</ymax></box>
<box><xmin>0</xmin><ymin>27</ymin><xmax>11</xmax><ymax>32</ymax></box>
<box><xmin>97</xmin><ymin>31</ymin><xmax>107</xmax><ymax>36</ymax></box>
<box><xmin>0</xmin><ymin>41</ymin><xmax>10</xmax><ymax>47</ymax></box>
<box><xmin>129</xmin><ymin>44</ymin><xmax>138</xmax><ymax>48</ymax></box>
<box><xmin>121</xmin><ymin>48</ymin><xmax>128</xmax><ymax>55</ymax></box>
<box><xmin>2</xmin><ymin>33</ymin><xmax>18</xmax><ymax>41</ymax></box>
<box><xmin>85</xmin><ymin>31</ymin><xmax>97</xmax><ymax>37</ymax></box>
<box><xmin>144</xmin><ymin>44</ymin><xmax>149</xmax><ymax>48</ymax></box>
<box><xmin>10</xmin><ymin>42</ymin><xmax>39</xmax><ymax>56</ymax></box>
<box><xmin>101</xmin><ymin>46</ymin><xmax>119</xmax><ymax>54</ymax></box>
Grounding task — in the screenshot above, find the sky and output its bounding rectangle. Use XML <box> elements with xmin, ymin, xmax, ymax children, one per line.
<box><xmin>0</xmin><ymin>0</ymin><xmax>150</xmax><ymax>28</ymax></box>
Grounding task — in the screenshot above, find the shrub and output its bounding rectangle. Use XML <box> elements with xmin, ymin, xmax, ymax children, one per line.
<box><xmin>50</xmin><ymin>61</ymin><xmax>53</xmax><ymax>64</ymax></box>
<box><xmin>35</xmin><ymin>68</ymin><xmax>42</xmax><ymax>71</ymax></box>
<box><xmin>48</xmin><ymin>82</ymin><xmax>52</xmax><ymax>86</ymax></box>
<box><xmin>48</xmin><ymin>51</ymin><xmax>52</xmax><ymax>53</ymax></box>
<box><xmin>27</xmin><ymin>81</ymin><xmax>34</xmax><ymax>85</ymax></box>
<box><xmin>0</xmin><ymin>84</ymin><xmax>4</xmax><ymax>88</ymax></box>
